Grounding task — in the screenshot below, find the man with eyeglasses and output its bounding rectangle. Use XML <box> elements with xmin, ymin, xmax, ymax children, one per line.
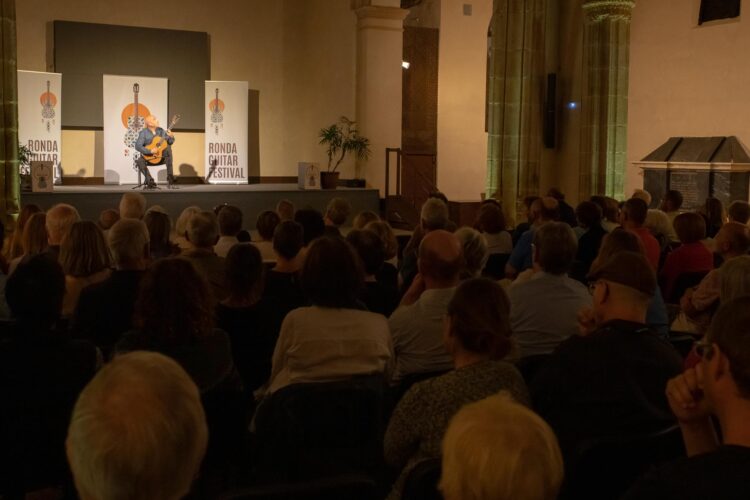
<box><xmin>625</xmin><ymin>297</ymin><xmax>750</xmax><ymax>498</ymax></box>
<box><xmin>530</xmin><ymin>251</ymin><xmax>683</xmax><ymax>459</ymax></box>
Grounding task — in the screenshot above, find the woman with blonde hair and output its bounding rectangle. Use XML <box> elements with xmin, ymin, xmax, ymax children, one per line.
<box><xmin>59</xmin><ymin>221</ymin><xmax>112</xmax><ymax>317</ymax></box>
<box><xmin>440</xmin><ymin>393</ymin><xmax>563</xmax><ymax>500</ymax></box>
<box><xmin>173</xmin><ymin>205</ymin><xmax>201</xmax><ymax>252</ymax></box>
<box><xmin>7</xmin><ymin>204</ymin><xmax>42</xmax><ymax>260</ymax></box>
<box><xmin>352</xmin><ymin>210</ymin><xmax>380</xmax><ymax>230</ymax></box>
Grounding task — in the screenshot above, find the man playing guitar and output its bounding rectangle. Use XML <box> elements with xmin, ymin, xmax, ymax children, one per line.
<box><xmin>135</xmin><ymin>115</ymin><xmax>175</xmax><ymax>188</ymax></box>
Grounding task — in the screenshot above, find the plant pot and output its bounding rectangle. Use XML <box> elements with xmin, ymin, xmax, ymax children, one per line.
<box><xmin>320</xmin><ymin>171</ymin><xmax>340</xmax><ymax>189</ymax></box>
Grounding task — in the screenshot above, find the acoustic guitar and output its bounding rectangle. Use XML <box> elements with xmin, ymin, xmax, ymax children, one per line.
<box><xmin>142</xmin><ymin>114</ymin><xmax>181</xmax><ymax>165</ymax></box>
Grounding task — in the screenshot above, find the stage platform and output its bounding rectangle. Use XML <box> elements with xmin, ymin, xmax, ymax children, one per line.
<box><xmin>21</xmin><ymin>184</ymin><xmax>381</xmax><ymax>223</ymax></box>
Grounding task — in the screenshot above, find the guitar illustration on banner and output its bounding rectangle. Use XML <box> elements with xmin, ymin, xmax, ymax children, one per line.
<box><xmin>209</xmin><ymin>88</ymin><xmax>224</xmax><ymax>135</ymax></box>
<box><xmin>142</xmin><ymin>114</ymin><xmax>181</xmax><ymax>164</ymax></box>
<box><xmin>40</xmin><ymin>81</ymin><xmax>57</xmax><ymax>132</ymax></box>
<box><xmin>122</xmin><ymin>83</ymin><xmax>151</xmax><ymax>157</ymax></box>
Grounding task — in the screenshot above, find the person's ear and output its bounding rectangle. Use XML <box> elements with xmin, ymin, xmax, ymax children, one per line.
<box><xmin>710</xmin><ymin>344</ymin><xmax>729</xmax><ymax>383</ymax></box>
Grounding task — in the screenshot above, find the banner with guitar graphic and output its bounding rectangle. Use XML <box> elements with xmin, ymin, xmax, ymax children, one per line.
<box><xmin>103</xmin><ymin>75</ymin><xmax>168</xmax><ymax>184</ymax></box>
<box><xmin>205</xmin><ymin>81</ymin><xmax>248</xmax><ymax>184</ymax></box>
<box><xmin>17</xmin><ymin>71</ymin><xmax>62</xmax><ymax>184</ymax></box>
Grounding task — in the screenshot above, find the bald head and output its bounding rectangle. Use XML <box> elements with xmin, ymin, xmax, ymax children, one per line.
<box><xmin>145</xmin><ymin>115</ymin><xmax>159</xmax><ymax>128</ymax></box>
<box><xmin>418</xmin><ymin>230</ymin><xmax>463</xmax><ymax>286</ymax></box>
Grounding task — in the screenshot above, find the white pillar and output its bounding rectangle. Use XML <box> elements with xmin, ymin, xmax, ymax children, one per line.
<box><xmin>354</xmin><ymin>4</ymin><xmax>408</xmax><ymax>195</ymax></box>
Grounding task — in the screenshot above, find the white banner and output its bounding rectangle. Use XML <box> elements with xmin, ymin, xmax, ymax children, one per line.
<box><xmin>17</xmin><ymin>70</ymin><xmax>62</xmax><ymax>183</ymax></box>
<box><xmin>103</xmin><ymin>75</ymin><xmax>168</xmax><ymax>184</ymax></box>
<box><xmin>205</xmin><ymin>81</ymin><xmax>248</xmax><ymax>184</ymax></box>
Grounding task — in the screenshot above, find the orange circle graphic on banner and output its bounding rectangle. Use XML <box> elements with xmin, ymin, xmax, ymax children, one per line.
<box><xmin>40</xmin><ymin>92</ymin><xmax>57</xmax><ymax>106</ymax></box>
<box><xmin>121</xmin><ymin>103</ymin><xmax>151</xmax><ymax>128</ymax></box>
<box><xmin>209</xmin><ymin>99</ymin><xmax>225</xmax><ymax>112</ymax></box>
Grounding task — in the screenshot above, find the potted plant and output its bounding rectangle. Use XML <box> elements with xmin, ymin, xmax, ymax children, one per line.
<box><xmin>17</xmin><ymin>143</ymin><xmax>32</xmax><ymax>192</ymax></box>
<box><xmin>318</xmin><ymin>116</ymin><xmax>371</xmax><ymax>189</ymax></box>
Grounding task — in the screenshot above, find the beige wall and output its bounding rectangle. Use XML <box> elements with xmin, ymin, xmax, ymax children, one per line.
<box><xmin>628</xmin><ymin>0</ymin><xmax>750</xmax><ymax>196</ymax></box>
<box><xmin>436</xmin><ymin>0</ymin><xmax>492</xmax><ymax>201</ymax></box>
<box><xmin>15</xmin><ymin>0</ymin><xmax>357</xmax><ymax>178</ymax></box>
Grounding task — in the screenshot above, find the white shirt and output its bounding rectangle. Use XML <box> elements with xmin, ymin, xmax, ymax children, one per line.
<box><xmin>266</xmin><ymin>306</ymin><xmax>393</xmax><ymax>394</ymax></box>
<box><xmin>482</xmin><ymin>231</ymin><xmax>513</xmax><ymax>255</ymax></box>
<box><xmin>388</xmin><ymin>287</ymin><xmax>456</xmax><ymax>382</ymax></box>
<box><xmin>214</xmin><ymin>235</ymin><xmax>239</xmax><ymax>258</ymax></box>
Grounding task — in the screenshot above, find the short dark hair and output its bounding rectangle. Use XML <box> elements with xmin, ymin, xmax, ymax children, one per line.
<box><xmin>225</xmin><ymin>243</ymin><xmax>264</xmax><ymax>300</ymax></box>
<box><xmin>708</xmin><ymin>297</ymin><xmax>750</xmax><ymax>398</ymax></box>
<box><xmin>294</xmin><ymin>208</ymin><xmax>326</xmax><ymax>246</ymax></box>
<box><xmin>533</xmin><ymin>222</ymin><xmax>578</xmax><ymax>275</ymax></box>
<box><xmin>346</xmin><ymin>229</ymin><xmax>385</xmax><ymax>276</ymax></box>
<box><xmin>623</xmin><ymin>198</ymin><xmax>648</xmax><ymax>226</ymax></box>
<box><xmin>547</xmin><ymin>188</ymin><xmax>565</xmax><ymax>201</ymax></box>
<box><xmin>664</xmin><ymin>190</ymin><xmax>684</xmax><ymax>210</ymax></box>
<box><xmin>6</xmin><ymin>254</ymin><xmax>65</xmax><ymax>325</ymax></box>
<box><xmin>144</xmin><ymin>211</ymin><xmax>173</xmax><ymax>256</ymax></box>
<box><xmin>476</xmin><ymin>203</ymin><xmax>507</xmax><ymax>234</ymax></box>
<box><xmin>218</xmin><ymin>205</ymin><xmax>243</xmax><ymax>237</ymax></box>
<box><xmin>575</xmin><ymin>201</ymin><xmax>602</xmax><ymax>229</ymax></box>
<box><xmin>447</xmin><ymin>278</ymin><xmax>512</xmax><ymax>360</ymax></box>
<box><xmin>256</xmin><ymin>210</ymin><xmax>281</xmax><ymax>241</ymax></box>
<box><xmin>673</xmin><ymin>212</ymin><xmax>706</xmax><ymax>244</ymax></box>
<box><xmin>300</xmin><ymin>237</ymin><xmax>363</xmax><ymax>308</ymax></box>
<box><xmin>273</xmin><ymin>221</ymin><xmax>304</xmax><ymax>260</ymax></box>
<box><xmin>728</xmin><ymin>201</ymin><xmax>750</xmax><ymax>224</ymax></box>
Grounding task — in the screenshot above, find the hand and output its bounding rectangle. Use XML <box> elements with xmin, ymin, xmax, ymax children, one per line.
<box><xmin>576</xmin><ymin>306</ymin><xmax>597</xmax><ymax>336</ymax></box>
<box><xmin>167</xmin><ymin>130</ymin><xmax>174</xmax><ymax>137</ymax></box>
<box><xmin>666</xmin><ymin>366</ymin><xmax>712</xmax><ymax>423</ymax></box>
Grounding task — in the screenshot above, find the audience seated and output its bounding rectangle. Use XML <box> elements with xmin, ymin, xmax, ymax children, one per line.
<box><xmin>276</xmin><ymin>198</ymin><xmax>295</xmax><ymax>221</ymax></box>
<box><xmin>8</xmin><ymin>204</ymin><xmax>41</xmax><ymax>260</ymax></box>
<box><xmin>72</xmin><ymin>219</ymin><xmax>149</xmax><ymax>360</ymax></box>
<box><xmin>440</xmin><ymin>393</ymin><xmax>563</xmax><ymax>500</ymax></box>
<box><xmin>262</xmin><ymin>236</ymin><xmax>392</xmax><ymax>395</ymax></box>
<box><xmin>389</xmin><ymin>230</ymin><xmax>462</xmax><ymax>382</ymax></box>
<box><xmin>8</xmin><ymin>212</ymin><xmax>48</xmax><ymax>275</ymax></box>
<box><xmin>60</xmin><ymin>221</ymin><xmax>112</xmax><ymax>318</ymax></box>
<box><xmin>365</xmin><ymin>220</ymin><xmax>400</xmax><ymax>289</ymax></box>
<box><xmin>182</xmin><ymin>210</ymin><xmax>227</xmax><ymax>301</ymax></box>
<box><xmin>118</xmin><ymin>192</ymin><xmax>146</xmax><ymax>220</ymax></box>
<box><xmin>455</xmin><ymin>227</ymin><xmax>488</xmax><ymax>279</ymax></box>
<box><xmin>66</xmin><ymin>352</ymin><xmax>208</xmax><ymax>500</ymax></box>
<box><xmin>673</xmin><ymin>222</ymin><xmax>750</xmax><ymax>335</ymax></box>
<box><xmin>474</xmin><ymin>202</ymin><xmax>513</xmax><ymax>255</ymax></box>
<box><xmin>659</xmin><ymin>189</ymin><xmax>683</xmax><ymax>241</ymax></box>
<box><xmin>645</xmin><ymin>208</ymin><xmax>673</xmax><ymax>251</ymax></box>
<box><xmin>353</xmin><ymin>210</ymin><xmax>380</xmax><ymax>229</ymax></box>
<box><xmin>660</xmin><ymin>212</ymin><xmax>714</xmax><ymax>301</ymax></box>
<box><xmin>346</xmin><ymin>229</ymin><xmax>399</xmax><ymax>316</ymax></box>
<box><xmin>384</xmin><ymin>278</ymin><xmax>529</xmax><ymax>500</ymax></box>
<box><xmin>97</xmin><ymin>208</ymin><xmax>120</xmax><ymax>233</ymax></box>
<box><xmin>0</xmin><ymin>254</ymin><xmax>98</xmax><ymax>495</ymax></box>
<box><xmin>254</xmin><ymin>209</ymin><xmax>281</xmax><ymax>261</ymax></box>
<box><xmin>510</xmin><ymin>222</ymin><xmax>591</xmax><ymax>358</ymax></box>
<box><xmin>116</xmin><ymin>258</ymin><xmax>239</xmax><ymax>394</ymax></box>
<box><xmin>594</xmin><ymin>229</ymin><xmax>670</xmax><ymax>338</ymax></box>
<box><xmin>701</xmin><ymin>196</ymin><xmax>726</xmax><ymax>239</ymax></box>
<box><xmin>590</xmin><ymin>195</ymin><xmax>620</xmax><ymax>233</ymax></box>
<box><xmin>400</xmin><ymin>197</ymin><xmax>451</xmax><ymax>291</ymax></box>
<box><xmin>620</xmin><ymin>197</ymin><xmax>660</xmax><ymax>269</ymax></box>
<box><xmin>214</xmin><ymin>204</ymin><xmax>243</xmax><ymax>258</ymax></box>
<box><xmin>45</xmin><ymin>203</ymin><xmax>80</xmax><ymax>260</ymax></box>
<box><xmin>173</xmin><ymin>205</ymin><xmax>201</xmax><ymax>251</ymax></box>
<box><xmin>632</xmin><ymin>188</ymin><xmax>652</xmax><ymax>207</ymax></box>
<box><xmin>294</xmin><ymin>207</ymin><xmax>326</xmax><ymax>249</ymax></box>
<box><xmin>144</xmin><ymin>210</ymin><xmax>179</xmax><ymax>260</ymax></box>
<box><xmin>548</xmin><ymin>188</ymin><xmax>577</xmax><ymax>227</ymax></box>
<box><xmin>573</xmin><ymin>201</ymin><xmax>606</xmax><ymax>279</ymax></box>
<box><xmin>531</xmin><ymin>251</ymin><xmax>683</xmax><ymax>459</ymax></box>
<box><xmin>324</xmin><ymin>197</ymin><xmax>352</xmax><ymax>237</ymax></box>
<box><xmin>727</xmin><ymin>200</ymin><xmax>750</xmax><ymax>224</ymax></box>
<box><xmin>216</xmin><ymin>243</ymin><xmax>287</xmax><ymax>396</ymax></box>
<box><xmin>624</xmin><ymin>298</ymin><xmax>750</xmax><ymax>499</ymax></box>
<box><xmin>506</xmin><ymin>196</ymin><xmax>559</xmax><ymax>278</ymax></box>
<box><xmin>512</xmin><ymin>196</ymin><xmax>541</xmax><ymax>245</ymax></box>
<box><xmin>263</xmin><ymin>220</ymin><xmax>307</xmax><ymax>312</ymax></box>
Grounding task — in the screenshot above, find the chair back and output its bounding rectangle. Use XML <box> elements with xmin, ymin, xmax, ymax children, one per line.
<box><xmin>482</xmin><ymin>253</ymin><xmax>510</xmax><ymax>280</ymax></box>
<box><xmin>560</xmin><ymin>425</ymin><xmax>685</xmax><ymax>500</ymax></box>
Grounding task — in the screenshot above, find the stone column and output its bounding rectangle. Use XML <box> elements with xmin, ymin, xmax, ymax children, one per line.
<box><xmin>354</xmin><ymin>3</ymin><xmax>408</xmax><ymax>196</ymax></box>
<box><xmin>0</xmin><ymin>0</ymin><xmax>19</xmax><ymax>227</ymax></box>
<box><xmin>579</xmin><ymin>0</ymin><xmax>635</xmax><ymax>200</ymax></box>
<box><xmin>486</xmin><ymin>0</ymin><xmax>547</xmax><ymax>224</ymax></box>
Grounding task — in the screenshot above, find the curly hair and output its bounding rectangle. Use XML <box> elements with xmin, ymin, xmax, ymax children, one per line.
<box><xmin>134</xmin><ymin>258</ymin><xmax>214</xmax><ymax>343</ymax></box>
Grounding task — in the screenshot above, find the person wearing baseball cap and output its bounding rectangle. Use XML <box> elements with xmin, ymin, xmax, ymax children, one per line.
<box><xmin>530</xmin><ymin>251</ymin><xmax>683</xmax><ymax>472</ymax></box>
